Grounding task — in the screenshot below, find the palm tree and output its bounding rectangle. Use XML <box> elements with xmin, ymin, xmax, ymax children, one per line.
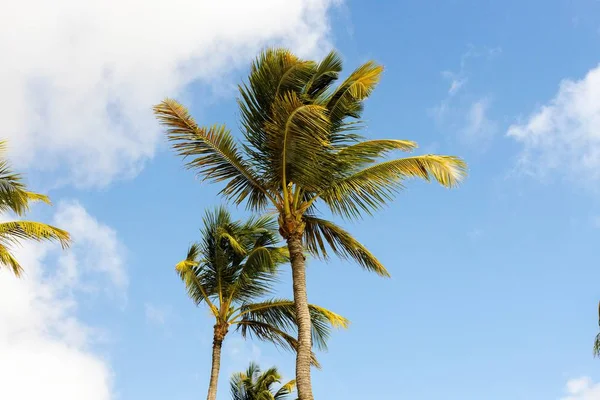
<box><xmin>176</xmin><ymin>207</ymin><xmax>347</xmax><ymax>400</ymax></box>
<box><xmin>155</xmin><ymin>48</ymin><xmax>467</xmax><ymax>400</ymax></box>
<box><xmin>230</xmin><ymin>362</ymin><xmax>295</xmax><ymax>400</ymax></box>
<box><xmin>0</xmin><ymin>140</ymin><xmax>70</xmax><ymax>276</ymax></box>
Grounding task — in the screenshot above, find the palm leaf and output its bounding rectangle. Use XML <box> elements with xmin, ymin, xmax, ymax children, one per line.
<box><xmin>325</xmin><ymin>61</ymin><xmax>384</xmax><ymax>135</ymax></box>
<box><xmin>262</xmin><ymin>92</ymin><xmax>335</xmax><ymax>192</ymax></box>
<box><xmin>304</xmin><ymin>50</ymin><xmax>342</xmax><ymax>98</ymax></box>
<box><xmin>319</xmin><ymin>155</ymin><xmax>467</xmax><ymax>219</ymax></box>
<box><xmin>0</xmin><ymin>221</ymin><xmax>70</xmax><ymax>247</ymax></box>
<box><xmin>0</xmin><ymin>245</ymin><xmax>23</xmax><ymax>276</ymax></box>
<box><xmin>154</xmin><ymin>99</ymin><xmax>270</xmax><ymax>209</ymax></box>
<box><xmin>303</xmin><ymin>216</ymin><xmax>389</xmax><ymax>277</ymax></box>
<box><xmin>236</xmin><ymin>298</ymin><xmax>349</xmax><ymax>351</ymax></box>
<box><xmin>235</xmin><ymin>320</ymin><xmax>321</xmax><ymax>368</ymax></box>
<box><xmin>175</xmin><ymin>243</ymin><xmax>219</xmax><ymax>315</ymax></box>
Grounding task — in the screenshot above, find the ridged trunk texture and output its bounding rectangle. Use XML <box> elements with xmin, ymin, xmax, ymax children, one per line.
<box><xmin>287</xmin><ymin>233</ymin><xmax>314</xmax><ymax>400</ymax></box>
<box><xmin>206</xmin><ymin>323</ymin><xmax>228</xmax><ymax>400</ymax></box>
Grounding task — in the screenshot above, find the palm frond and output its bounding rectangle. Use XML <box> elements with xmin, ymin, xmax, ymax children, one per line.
<box><xmin>304</xmin><ymin>50</ymin><xmax>342</xmax><ymax>98</ymax></box>
<box><xmin>235</xmin><ymin>320</ymin><xmax>321</xmax><ymax>368</ymax></box>
<box><xmin>0</xmin><ymin>245</ymin><xmax>23</xmax><ymax>276</ymax></box>
<box><xmin>236</xmin><ymin>298</ymin><xmax>349</xmax><ymax>351</ymax></box>
<box><xmin>154</xmin><ymin>99</ymin><xmax>270</xmax><ymax>209</ymax></box>
<box><xmin>0</xmin><ymin>221</ymin><xmax>70</xmax><ymax>248</ymax></box>
<box><xmin>303</xmin><ymin>215</ymin><xmax>389</xmax><ymax>277</ymax></box>
<box><xmin>274</xmin><ymin>379</ymin><xmax>296</xmax><ymax>400</ymax></box>
<box><xmin>325</xmin><ymin>61</ymin><xmax>383</xmax><ymax>135</ymax></box>
<box><xmin>320</xmin><ymin>155</ymin><xmax>468</xmax><ymax>219</ymax></box>
<box><xmin>175</xmin><ymin>243</ymin><xmax>219</xmax><ymax>315</ymax></box>
<box><xmin>262</xmin><ymin>92</ymin><xmax>335</xmax><ymax>192</ymax></box>
<box><xmin>336</xmin><ymin>139</ymin><xmax>418</xmax><ymax>168</ymax></box>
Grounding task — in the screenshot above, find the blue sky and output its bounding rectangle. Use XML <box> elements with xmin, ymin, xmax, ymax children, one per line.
<box><xmin>1</xmin><ymin>1</ymin><xmax>600</xmax><ymax>399</ymax></box>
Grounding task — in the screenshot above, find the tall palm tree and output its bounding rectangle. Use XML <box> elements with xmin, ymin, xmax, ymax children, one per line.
<box><xmin>176</xmin><ymin>207</ymin><xmax>347</xmax><ymax>400</ymax></box>
<box><xmin>155</xmin><ymin>48</ymin><xmax>467</xmax><ymax>400</ymax></box>
<box><xmin>0</xmin><ymin>140</ymin><xmax>70</xmax><ymax>276</ymax></box>
<box><xmin>230</xmin><ymin>362</ymin><xmax>295</xmax><ymax>400</ymax></box>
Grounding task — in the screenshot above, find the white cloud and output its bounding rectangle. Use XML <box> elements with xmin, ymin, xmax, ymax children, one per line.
<box><xmin>0</xmin><ymin>201</ymin><xmax>126</xmax><ymax>399</ymax></box>
<box><xmin>0</xmin><ymin>0</ymin><xmax>340</xmax><ymax>187</ymax></box>
<box><xmin>145</xmin><ymin>303</ymin><xmax>168</xmax><ymax>325</ymax></box>
<box><xmin>507</xmin><ymin>64</ymin><xmax>600</xmax><ymax>184</ymax></box>
<box><xmin>561</xmin><ymin>377</ymin><xmax>600</xmax><ymax>400</ymax></box>
<box><xmin>461</xmin><ymin>98</ymin><xmax>497</xmax><ymax>147</ymax></box>
<box><xmin>442</xmin><ymin>70</ymin><xmax>467</xmax><ymax>96</ymax></box>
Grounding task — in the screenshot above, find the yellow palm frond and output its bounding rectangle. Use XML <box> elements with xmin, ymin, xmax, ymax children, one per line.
<box><xmin>303</xmin><ymin>215</ymin><xmax>389</xmax><ymax>277</ymax></box>
<box><xmin>0</xmin><ymin>221</ymin><xmax>70</xmax><ymax>247</ymax></box>
<box><xmin>0</xmin><ymin>245</ymin><xmax>23</xmax><ymax>276</ymax></box>
<box><xmin>320</xmin><ymin>154</ymin><xmax>467</xmax><ymax>219</ymax></box>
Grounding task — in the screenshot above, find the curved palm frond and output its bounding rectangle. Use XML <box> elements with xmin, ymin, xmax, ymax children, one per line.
<box><xmin>0</xmin><ymin>245</ymin><xmax>24</xmax><ymax>276</ymax></box>
<box><xmin>262</xmin><ymin>92</ymin><xmax>335</xmax><ymax>193</ymax></box>
<box><xmin>319</xmin><ymin>155</ymin><xmax>468</xmax><ymax>219</ymax></box>
<box><xmin>336</xmin><ymin>139</ymin><xmax>418</xmax><ymax>168</ymax></box>
<box><xmin>153</xmin><ymin>99</ymin><xmax>270</xmax><ymax>210</ymax></box>
<box><xmin>303</xmin><ymin>215</ymin><xmax>389</xmax><ymax>277</ymax></box>
<box><xmin>324</xmin><ymin>61</ymin><xmax>383</xmax><ymax>138</ymax></box>
<box><xmin>235</xmin><ymin>319</ymin><xmax>321</xmax><ymax>368</ymax></box>
<box><xmin>175</xmin><ymin>243</ymin><xmax>219</xmax><ymax>315</ymax></box>
<box><xmin>304</xmin><ymin>50</ymin><xmax>342</xmax><ymax>98</ymax></box>
<box><xmin>236</xmin><ymin>298</ymin><xmax>349</xmax><ymax>351</ymax></box>
<box><xmin>231</xmin><ymin>362</ymin><xmax>295</xmax><ymax>400</ymax></box>
<box><xmin>0</xmin><ymin>221</ymin><xmax>70</xmax><ymax>246</ymax></box>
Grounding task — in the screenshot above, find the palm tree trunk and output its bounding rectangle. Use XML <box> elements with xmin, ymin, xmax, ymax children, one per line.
<box><xmin>207</xmin><ymin>324</ymin><xmax>227</xmax><ymax>400</ymax></box>
<box><xmin>287</xmin><ymin>233</ymin><xmax>314</xmax><ymax>400</ymax></box>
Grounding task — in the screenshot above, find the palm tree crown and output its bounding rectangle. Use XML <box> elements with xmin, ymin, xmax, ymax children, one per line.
<box><xmin>0</xmin><ymin>140</ymin><xmax>70</xmax><ymax>276</ymax></box>
<box><xmin>176</xmin><ymin>207</ymin><xmax>347</xmax><ymax>400</ymax></box>
<box><xmin>155</xmin><ymin>48</ymin><xmax>466</xmax><ymax>276</ymax></box>
<box><xmin>156</xmin><ymin>48</ymin><xmax>466</xmax><ymax>400</ymax></box>
<box><xmin>230</xmin><ymin>362</ymin><xmax>295</xmax><ymax>400</ymax></box>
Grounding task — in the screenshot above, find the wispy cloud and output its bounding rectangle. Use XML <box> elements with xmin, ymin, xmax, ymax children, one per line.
<box><xmin>144</xmin><ymin>303</ymin><xmax>169</xmax><ymax>326</ymax></box>
<box><xmin>561</xmin><ymin>377</ymin><xmax>600</xmax><ymax>400</ymax></box>
<box><xmin>507</xmin><ymin>64</ymin><xmax>600</xmax><ymax>187</ymax></box>
<box><xmin>0</xmin><ymin>0</ymin><xmax>340</xmax><ymax>188</ymax></box>
<box><xmin>461</xmin><ymin>98</ymin><xmax>497</xmax><ymax>148</ymax></box>
<box><xmin>431</xmin><ymin>46</ymin><xmax>500</xmax><ymax>149</ymax></box>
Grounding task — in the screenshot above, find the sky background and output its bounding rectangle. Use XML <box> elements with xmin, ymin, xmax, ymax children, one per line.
<box><xmin>1</xmin><ymin>0</ymin><xmax>600</xmax><ymax>399</ymax></box>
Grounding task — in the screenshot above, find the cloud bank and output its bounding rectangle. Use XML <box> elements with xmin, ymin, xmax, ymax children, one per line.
<box><xmin>0</xmin><ymin>0</ymin><xmax>339</xmax><ymax>187</ymax></box>
<box><xmin>0</xmin><ymin>201</ymin><xmax>126</xmax><ymax>399</ymax></box>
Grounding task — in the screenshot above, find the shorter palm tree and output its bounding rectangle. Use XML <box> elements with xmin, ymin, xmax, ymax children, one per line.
<box><xmin>231</xmin><ymin>362</ymin><xmax>295</xmax><ymax>400</ymax></box>
<box><xmin>176</xmin><ymin>207</ymin><xmax>347</xmax><ymax>400</ymax></box>
<box><xmin>0</xmin><ymin>140</ymin><xmax>70</xmax><ymax>276</ymax></box>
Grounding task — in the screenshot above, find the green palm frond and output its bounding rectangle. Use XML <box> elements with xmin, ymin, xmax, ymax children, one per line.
<box><xmin>274</xmin><ymin>379</ymin><xmax>296</xmax><ymax>400</ymax></box>
<box><xmin>304</xmin><ymin>50</ymin><xmax>342</xmax><ymax>98</ymax></box>
<box><xmin>262</xmin><ymin>92</ymin><xmax>334</xmax><ymax>192</ymax></box>
<box><xmin>235</xmin><ymin>319</ymin><xmax>321</xmax><ymax>368</ymax></box>
<box><xmin>325</xmin><ymin>61</ymin><xmax>383</xmax><ymax>134</ymax></box>
<box><xmin>236</xmin><ymin>298</ymin><xmax>349</xmax><ymax>351</ymax></box>
<box><xmin>153</xmin><ymin>99</ymin><xmax>270</xmax><ymax>209</ymax></box>
<box><xmin>303</xmin><ymin>216</ymin><xmax>389</xmax><ymax>277</ymax></box>
<box><xmin>230</xmin><ymin>362</ymin><xmax>295</xmax><ymax>400</ymax></box>
<box><xmin>175</xmin><ymin>243</ymin><xmax>219</xmax><ymax>315</ymax></box>
<box><xmin>319</xmin><ymin>155</ymin><xmax>468</xmax><ymax>219</ymax></box>
<box><xmin>336</xmin><ymin>139</ymin><xmax>418</xmax><ymax>168</ymax></box>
